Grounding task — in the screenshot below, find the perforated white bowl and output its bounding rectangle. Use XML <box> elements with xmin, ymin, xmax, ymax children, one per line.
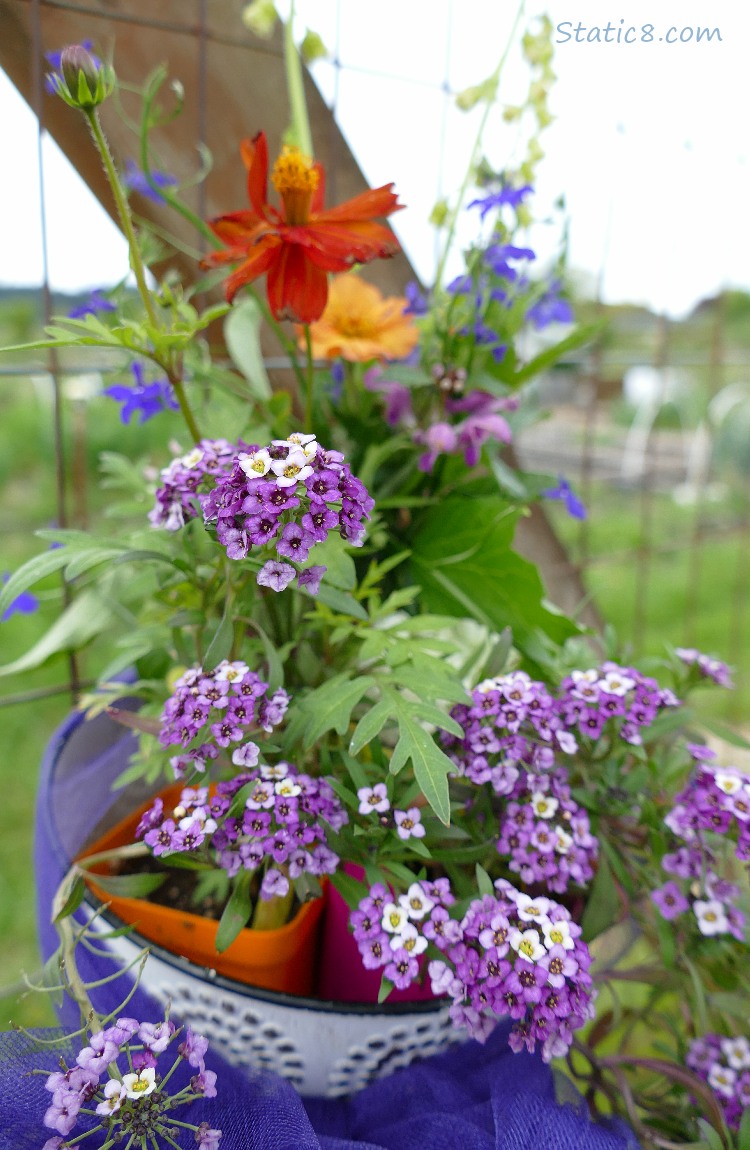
<box><xmin>86</xmin><ymin>903</ymin><xmax>464</xmax><ymax>1097</ymax></box>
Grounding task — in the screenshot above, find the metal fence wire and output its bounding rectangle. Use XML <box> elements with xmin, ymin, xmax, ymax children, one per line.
<box><xmin>1</xmin><ymin>0</ymin><xmax>748</xmax><ymax>718</ymax></box>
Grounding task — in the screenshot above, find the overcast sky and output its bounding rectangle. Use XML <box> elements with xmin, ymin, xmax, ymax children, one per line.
<box><xmin>0</xmin><ymin>0</ymin><xmax>746</xmax><ymax>317</ymax></box>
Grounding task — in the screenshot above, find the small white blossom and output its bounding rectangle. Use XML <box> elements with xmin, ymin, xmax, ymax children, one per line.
<box><xmin>399</xmin><ymin>883</ymin><xmax>435</xmax><ymax>921</ymax></box>
<box><xmin>694</xmin><ymin>899</ymin><xmax>730</xmax><ymax>936</ymax></box>
<box><xmin>509</xmin><ymin>927</ymin><xmax>546</xmax><ymax>962</ymax></box>
<box><xmin>530</xmin><ymin>792</ymin><xmax>559</xmax><ymax>820</ymax></box>
<box><xmin>382</xmin><ymin>902</ymin><xmax>409</xmax><ymax>934</ymax></box>
<box><xmin>238</xmin><ymin>448</ymin><xmax>273</xmax><ymax>477</ymax></box>
<box><xmin>707</xmin><ymin>1062</ymin><xmax>737</xmax><ymax>1098</ymax></box>
<box><xmin>721</xmin><ymin>1036</ymin><xmax>750</xmax><ymax>1070</ymax></box>
<box><xmin>122</xmin><ymin>1067</ymin><xmax>157</xmax><ymax>1099</ymax></box>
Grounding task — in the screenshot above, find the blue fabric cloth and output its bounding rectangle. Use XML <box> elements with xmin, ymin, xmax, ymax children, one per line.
<box><xmin>0</xmin><ymin>1024</ymin><xmax>640</xmax><ymax>1150</ymax></box>
<box><xmin>24</xmin><ymin>704</ymin><xmax>642</xmax><ymax>1149</ymax></box>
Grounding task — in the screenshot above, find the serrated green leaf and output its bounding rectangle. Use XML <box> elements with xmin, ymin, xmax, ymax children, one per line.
<box><xmin>738</xmin><ymin>1106</ymin><xmax>750</xmax><ymax>1150</ymax></box>
<box><xmin>349</xmin><ymin>698</ymin><xmax>393</xmax><ymax>755</ymax></box>
<box><xmin>696</xmin><ymin>1119</ymin><xmax>727</xmax><ymax>1150</ymax></box>
<box><xmin>409</xmin><ymin>701</ymin><xmax>464</xmax><ymax>738</ymax></box>
<box><xmin>215</xmin><ymin>872</ymin><xmax>253</xmax><ymax>952</ymax></box>
<box><xmin>391</xmin><ymin>710</ymin><xmax>452</xmax><ymax>825</ymax></box>
<box><xmin>224</xmin><ymin>297</ymin><xmax>272</xmax><ymax>401</ymax></box>
<box><xmin>300</xmin><ymin>674</ymin><xmax>375</xmax><ymax>748</ymax></box>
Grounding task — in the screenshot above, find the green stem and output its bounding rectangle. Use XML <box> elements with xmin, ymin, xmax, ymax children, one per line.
<box><xmin>304</xmin><ymin>325</ymin><xmax>315</xmax><ymax>429</ymax></box>
<box><xmin>86</xmin><ymin>109</ymin><xmax>203</xmax><ymax>444</ymax></box>
<box><xmin>284</xmin><ymin>0</ymin><xmax>313</xmax><ymax>155</ymax></box>
<box><xmin>86</xmin><ymin>109</ymin><xmax>159</xmax><ymax>330</ymax></box>
<box><xmin>433</xmin><ymin>0</ymin><xmax>526</xmax><ymax>290</ymax></box>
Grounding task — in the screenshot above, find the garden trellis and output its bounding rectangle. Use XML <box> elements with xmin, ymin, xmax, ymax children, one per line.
<box><xmin>0</xmin><ymin>0</ymin><xmax>748</xmax><ymax>721</ymax></box>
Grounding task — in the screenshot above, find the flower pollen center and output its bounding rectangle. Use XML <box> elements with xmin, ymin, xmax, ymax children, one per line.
<box><xmin>272</xmin><ymin>147</ymin><xmax>320</xmax><ymax>225</ymax></box>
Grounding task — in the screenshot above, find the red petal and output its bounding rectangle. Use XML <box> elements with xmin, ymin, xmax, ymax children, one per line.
<box><xmin>207</xmin><ymin>210</ymin><xmax>268</xmax><ymax>248</ymax></box>
<box><xmin>221</xmin><ymin>235</ymin><xmax>281</xmax><ymax>302</ymax></box>
<box><xmin>241</xmin><ymin>132</ymin><xmax>271</xmax><ymax>219</ymax></box>
<box><xmin>266</xmin><ymin>245</ymin><xmax>329</xmax><ymax>323</ymax></box>
<box><xmin>292</xmin><ymin>220</ymin><xmax>402</xmax><ymax>267</ymax></box>
<box><xmin>315</xmin><ymin>184</ymin><xmax>403</xmax><ymax>224</ymax></box>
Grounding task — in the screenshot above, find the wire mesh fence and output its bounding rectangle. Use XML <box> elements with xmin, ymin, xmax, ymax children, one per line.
<box><xmin>1</xmin><ymin>0</ymin><xmax>749</xmax><ymax>721</ymax></box>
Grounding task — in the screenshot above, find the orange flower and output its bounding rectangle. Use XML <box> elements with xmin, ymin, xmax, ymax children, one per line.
<box><xmin>204</xmin><ymin>133</ymin><xmax>403</xmax><ymax>324</ymax></box>
<box><xmin>304</xmin><ymin>274</ymin><xmax>419</xmax><ymax>362</ymax></box>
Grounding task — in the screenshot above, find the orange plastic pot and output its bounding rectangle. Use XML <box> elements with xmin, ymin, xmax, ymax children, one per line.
<box><xmin>79</xmin><ymin>784</ymin><xmax>325</xmax><ymax>996</ymax></box>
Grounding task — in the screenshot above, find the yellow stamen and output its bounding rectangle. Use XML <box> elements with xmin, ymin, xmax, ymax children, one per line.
<box><xmin>272</xmin><ymin>146</ymin><xmax>320</xmax><ymax>225</ymax></box>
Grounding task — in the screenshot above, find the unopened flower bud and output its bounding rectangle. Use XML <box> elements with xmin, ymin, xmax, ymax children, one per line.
<box><xmin>52</xmin><ymin>43</ymin><xmax>115</xmax><ymax>111</ymax></box>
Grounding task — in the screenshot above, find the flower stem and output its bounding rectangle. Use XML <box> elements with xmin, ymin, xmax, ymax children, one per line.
<box><xmin>433</xmin><ymin>0</ymin><xmax>526</xmax><ymax>290</ymax></box>
<box><xmin>284</xmin><ymin>0</ymin><xmax>313</xmax><ymax>156</ymax></box>
<box><xmin>85</xmin><ymin>108</ymin><xmax>203</xmax><ymax>444</ymax></box>
<box><xmin>304</xmin><ymin>325</ymin><xmax>315</xmax><ymax>429</ymax></box>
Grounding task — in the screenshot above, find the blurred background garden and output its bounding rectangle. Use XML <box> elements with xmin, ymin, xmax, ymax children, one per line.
<box><xmin>2</xmin><ymin>0</ymin><xmax>749</xmax><ymax>1032</ymax></box>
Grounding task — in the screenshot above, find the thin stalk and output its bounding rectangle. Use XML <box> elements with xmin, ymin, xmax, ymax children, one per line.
<box><xmin>284</xmin><ymin>0</ymin><xmax>313</xmax><ymax>156</ymax></box>
<box><xmin>85</xmin><ymin>109</ymin><xmax>159</xmax><ymax>329</ymax></box>
<box><xmin>433</xmin><ymin>0</ymin><xmax>526</xmax><ymax>290</ymax></box>
<box><xmin>304</xmin><ymin>325</ymin><xmax>315</xmax><ymax>429</ymax></box>
<box><xmin>85</xmin><ymin>109</ymin><xmax>203</xmax><ymax>444</ymax></box>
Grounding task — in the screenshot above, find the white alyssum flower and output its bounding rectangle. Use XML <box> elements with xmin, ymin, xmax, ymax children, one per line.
<box><xmin>122</xmin><ymin>1067</ymin><xmax>157</xmax><ymax>1099</ymax></box>
<box><xmin>693</xmin><ymin>899</ymin><xmax>730</xmax><ymax>936</ymax></box>
<box><xmin>530</xmin><ymin>791</ymin><xmax>559</xmax><ymax>820</ymax></box>
<box><xmin>509</xmin><ymin>927</ymin><xmax>546</xmax><ymax>963</ymax></box>
<box><xmin>381</xmin><ymin>902</ymin><xmax>410</xmax><ymax>935</ymax></box>
<box><xmin>238</xmin><ymin>448</ymin><xmax>273</xmax><ymax>477</ymax></box>
<box><xmin>721</xmin><ymin>1036</ymin><xmax>750</xmax><ymax>1070</ymax></box>
<box><xmin>398</xmin><ymin>882</ymin><xmax>435</xmax><ymax>921</ymax></box>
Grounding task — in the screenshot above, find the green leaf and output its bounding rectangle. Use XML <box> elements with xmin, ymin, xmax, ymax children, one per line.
<box><xmin>349</xmin><ymin>698</ymin><xmax>393</xmax><ymax>755</ymax></box>
<box><xmin>215</xmin><ymin>872</ymin><xmax>253</xmax><ymax>952</ymax></box>
<box><xmin>0</xmin><ymin>547</ymin><xmax>71</xmax><ymax>617</ymax></box>
<box><xmin>512</xmin><ymin>322</ymin><xmax>602</xmax><ymax>386</ymax></box>
<box><xmin>224</xmin><ymin>296</ymin><xmax>272</xmax><ymax>401</ymax></box>
<box><xmin>737</xmin><ymin>1106</ymin><xmax>750</xmax><ymax>1150</ymax></box>
<box><xmin>475</xmin><ymin>864</ymin><xmax>494</xmax><ymax>897</ymax></box>
<box><xmin>580</xmin><ymin>852</ymin><xmax>619</xmax><ymax>941</ymax></box>
<box><xmin>330</xmin><ymin>869</ymin><xmax>368</xmax><ymax>910</ymax></box>
<box><xmin>0</xmin><ymin>590</ymin><xmax>114</xmax><ymax>677</ymax></box>
<box><xmin>299</xmin><ymin>674</ymin><xmax>375</xmax><ymax>748</ymax></box>
<box><xmin>378</xmin><ymin>975</ymin><xmax>395</xmax><ymax>1004</ymax></box>
<box><xmin>87</xmin><ymin>871</ymin><xmax>167</xmax><ymax>899</ymax></box>
<box><xmin>696</xmin><ymin>1120</ymin><xmax>728</xmax><ymax>1150</ymax></box>
<box><xmin>203</xmin><ymin>607</ymin><xmax>234</xmax><ymax>670</ymax></box>
<box><xmin>53</xmin><ymin>876</ymin><xmax>87</xmax><ymax>922</ymax></box>
<box><xmin>253</xmin><ymin>621</ymin><xmax>285</xmax><ymax>693</ymax></box>
<box><xmin>390</xmin><ymin>709</ymin><xmax>452</xmax><ymax>825</ymax></box>
<box><xmin>411</xmin><ymin>496</ymin><xmax>579</xmax><ymax>668</ymax></box>
<box><xmin>307</xmin><ymin>535</ymin><xmax>356</xmax><ymax>590</ymax></box>
<box><xmin>313</xmin><ymin>584</ymin><xmax>369</xmax><ymax>621</ymax></box>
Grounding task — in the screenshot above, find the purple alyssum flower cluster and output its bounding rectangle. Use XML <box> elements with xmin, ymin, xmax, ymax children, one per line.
<box><xmin>202</xmin><ymin>433</ymin><xmax>374</xmax><ymax>593</ymax></box>
<box><xmin>137</xmin><ymin>763</ymin><xmax>346</xmax><ymax>897</ymax></box>
<box><xmin>557</xmin><ymin>662</ymin><xmax>680</xmax><ymax>746</ymax></box>
<box><xmin>443</xmin><ymin>671</ymin><xmax>596</xmax><ymax>893</ymax></box>
<box><xmin>42</xmin><ymin>1016</ymin><xmax>220</xmax><ymax>1149</ymax></box>
<box><xmin>687</xmin><ymin>1033</ymin><xmax>750</xmax><ymax>1131</ymax></box>
<box><xmin>350</xmin><ymin>876</ymin><xmax>594</xmax><ymax>1061</ymax></box>
<box><xmin>675</xmin><ymin>647</ymin><xmax>734</xmax><ymax>689</ymax></box>
<box><xmin>652</xmin><ymin>745</ymin><xmax>748</xmax><ymax>941</ymax></box>
<box><xmin>495</xmin><ymin>768</ymin><xmax>597</xmax><ymax>894</ymax></box>
<box><xmin>158</xmin><ymin>659</ymin><xmax>289</xmax><ymax>753</ymax></box>
<box><xmin>149</xmin><ymin>438</ymin><xmax>248</xmax><ymax>531</ymax></box>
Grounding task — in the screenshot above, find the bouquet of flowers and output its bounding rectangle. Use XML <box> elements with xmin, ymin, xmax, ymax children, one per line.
<box><xmin>3</xmin><ymin>25</ymin><xmax>750</xmax><ymax>1150</ymax></box>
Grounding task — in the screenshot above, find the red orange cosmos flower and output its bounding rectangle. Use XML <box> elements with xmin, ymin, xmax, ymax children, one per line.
<box><xmin>204</xmin><ymin>132</ymin><xmax>404</xmax><ymax>324</ymax></box>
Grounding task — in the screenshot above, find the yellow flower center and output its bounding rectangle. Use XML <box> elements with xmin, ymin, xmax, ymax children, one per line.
<box><xmin>272</xmin><ymin>147</ymin><xmax>320</xmax><ymax>225</ymax></box>
<box><xmin>335</xmin><ymin>315</ymin><xmax>380</xmax><ymax>339</ymax></box>
<box><xmin>283</xmin><ymin>463</ymin><xmax>301</xmax><ymax>479</ymax></box>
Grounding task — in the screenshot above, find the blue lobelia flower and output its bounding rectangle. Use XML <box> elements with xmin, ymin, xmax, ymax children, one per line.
<box><xmin>1</xmin><ymin>574</ymin><xmax>39</xmax><ymax>622</ymax></box>
<box><xmin>123</xmin><ymin>160</ymin><xmax>177</xmax><ymax>203</ymax></box>
<box><xmin>468</xmin><ymin>184</ymin><xmax>534</xmax><ymax>218</ymax></box>
<box><xmin>542</xmin><ymin>476</ymin><xmax>587</xmax><ymax>520</ymax></box>
<box><xmin>67</xmin><ymin>289</ymin><xmax>117</xmax><ymax>319</ymax></box>
<box><xmin>103</xmin><ymin>363</ymin><xmax>180</xmax><ymax>424</ymax></box>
